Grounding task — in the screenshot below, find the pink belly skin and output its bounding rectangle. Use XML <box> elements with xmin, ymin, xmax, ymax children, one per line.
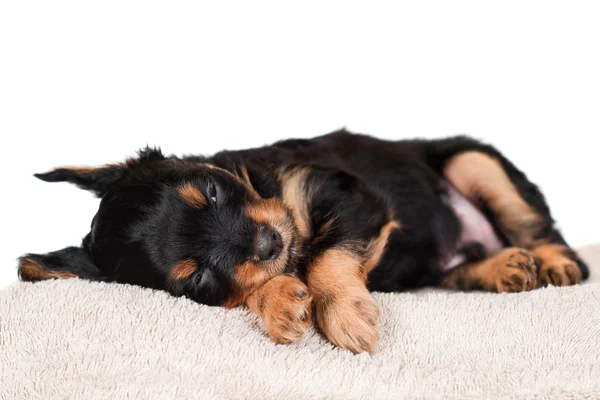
<box><xmin>441</xmin><ymin>183</ymin><xmax>504</xmax><ymax>272</ymax></box>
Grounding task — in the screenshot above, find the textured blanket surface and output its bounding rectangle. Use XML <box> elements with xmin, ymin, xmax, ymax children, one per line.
<box><xmin>1</xmin><ymin>245</ymin><xmax>599</xmax><ymax>399</ymax></box>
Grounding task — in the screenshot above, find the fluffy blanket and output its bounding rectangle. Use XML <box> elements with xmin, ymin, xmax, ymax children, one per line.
<box><xmin>1</xmin><ymin>245</ymin><xmax>599</xmax><ymax>399</ymax></box>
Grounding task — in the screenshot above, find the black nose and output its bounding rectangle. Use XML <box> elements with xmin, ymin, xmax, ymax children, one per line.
<box><xmin>256</xmin><ymin>227</ymin><xmax>283</xmax><ymax>261</ymax></box>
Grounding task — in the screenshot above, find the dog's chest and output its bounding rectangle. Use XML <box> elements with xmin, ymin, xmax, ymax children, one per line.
<box><xmin>440</xmin><ymin>183</ymin><xmax>504</xmax><ymax>271</ymax></box>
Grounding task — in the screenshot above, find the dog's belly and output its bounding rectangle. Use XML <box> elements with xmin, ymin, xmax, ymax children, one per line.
<box><xmin>440</xmin><ymin>183</ymin><xmax>504</xmax><ymax>271</ymax></box>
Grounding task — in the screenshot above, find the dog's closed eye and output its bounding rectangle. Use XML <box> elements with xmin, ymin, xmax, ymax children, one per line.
<box><xmin>194</xmin><ymin>268</ymin><xmax>216</xmax><ymax>290</ymax></box>
<box><xmin>207</xmin><ymin>181</ymin><xmax>217</xmax><ymax>203</ymax></box>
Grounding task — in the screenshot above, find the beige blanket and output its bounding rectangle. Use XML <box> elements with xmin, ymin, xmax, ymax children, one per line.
<box><xmin>1</xmin><ymin>245</ymin><xmax>599</xmax><ymax>399</ymax></box>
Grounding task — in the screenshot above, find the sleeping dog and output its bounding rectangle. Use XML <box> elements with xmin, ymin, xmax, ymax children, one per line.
<box><xmin>18</xmin><ymin>130</ymin><xmax>588</xmax><ymax>354</ymax></box>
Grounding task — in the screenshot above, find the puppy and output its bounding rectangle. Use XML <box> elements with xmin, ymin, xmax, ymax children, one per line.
<box><xmin>18</xmin><ymin>130</ymin><xmax>588</xmax><ymax>354</ymax></box>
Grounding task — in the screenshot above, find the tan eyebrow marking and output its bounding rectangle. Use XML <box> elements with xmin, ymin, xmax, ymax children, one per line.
<box><xmin>178</xmin><ymin>183</ymin><xmax>207</xmax><ymax>207</ymax></box>
<box><xmin>170</xmin><ymin>260</ymin><xmax>199</xmax><ymax>280</ymax></box>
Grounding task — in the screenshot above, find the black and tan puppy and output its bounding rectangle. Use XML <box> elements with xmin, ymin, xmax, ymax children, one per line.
<box><xmin>18</xmin><ymin>130</ymin><xmax>588</xmax><ymax>354</ymax></box>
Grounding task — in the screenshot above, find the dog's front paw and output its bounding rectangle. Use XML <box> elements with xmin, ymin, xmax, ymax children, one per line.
<box><xmin>495</xmin><ymin>248</ymin><xmax>537</xmax><ymax>292</ymax></box>
<box><xmin>533</xmin><ymin>244</ymin><xmax>582</xmax><ymax>287</ymax></box>
<box><xmin>315</xmin><ymin>286</ymin><xmax>379</xmax><ymax>354</ymax></box>
<box><xmin>249</xmin><ymin>274</ymin><xmax>313</xmax><ymax>344</ymax></box>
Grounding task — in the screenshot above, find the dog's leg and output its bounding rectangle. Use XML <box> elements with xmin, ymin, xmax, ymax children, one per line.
<box><xmin>18</xmin><ymin>246</ymin><xmax>107</xmax><ymax>282</ymax></box>
<box><xmin>431</xmin><ymin>137</ymin><xmax>587</xmax><ymax>286</ymax></box>
<box><xmin>245</xmin><ymin>274</ymin><xmax>313</xmax><ymax>344</ymax></box>
<box><xmin>280</xmin><ymin>167</ymin><xmax>399</xmax><ymax>354</ymax></box>
<box><xmin>307</xmin><ymin>247</ymin><xmax>381</xmax><ymax>354</ymax></box>
<box><xmin>444</xmin><ymin>150</ymin><xmax>546</xmax><ymax>249</ymax></box>
<box><xmin>439</xmin><ymin>248</ymin><xmax>537</xmax><ymax>292</ymax></box>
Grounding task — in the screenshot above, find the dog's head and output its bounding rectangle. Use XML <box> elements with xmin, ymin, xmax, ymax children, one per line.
<box><xmin>18</xmin><ymin>148</ymin><xmax>300</xmax><ymax>306</ymax></box>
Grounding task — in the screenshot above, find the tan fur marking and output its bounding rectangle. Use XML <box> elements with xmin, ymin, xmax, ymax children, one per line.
<box><xmin>170</xmin><ymin>260</ymin><xmax>199</xmax><ymax>280</ymax></box>
<box><xmin>234</xmin><ymin>261</ymin><xmax>270</xmax><ymax>292</ymax></box>
<box><xmin>58</xmin><ymin>166</ymin><xmax>98</xmax><ymax>174</ymax></box>
<box><xmin>308</xmin><ymin>248</ymin><xmax>379</xmax><ymax>354</ymax></box>
<box><xmin>18</xmin><ymin>258</ymin><xmax>77</xmax><ymax>281</ymax></box>
<box><xmin>280</xmin><ymin>168</ymin><xmax>313</xmax><ymax>239</ymax></box>
<box><xmin>245</xmin><ymin>274</ymin><xmax>312</xmax><ymax>344</ymax></box>
<box><xmin>237</xmin><ymin>164</ymin><xmax>261</xmax><ymax>198</ymax></box>
<box><xmin>177</xmin><ymin>183</ymin><xmax>207</xmax><ymax>207</ymax></box>
<box><xmin>444</xmin><ymin>151</ymin><xmax>545</xmax><ymax>248</ymax></box>
<box><xmin>363</xmin><ymin>220</ymin><xmax>401</xmax><ymax>277</ymax></box>
<box><xmin>246</xmin><ymin>197</ymin><xmax>286</xmax><ymax>225</ymax></box>
<box><xmin>439</xmin><ymin>248</ymin><xmax>537</xmax><ymax>292</ymax></box>
<box><xmin>313</xmin><ymin>216</ymin><xmax>338</xmax><ymax>245</ymax></box>
<box><xmin>222</xmin><ymin>290</ymin><xmax>246</xmax><ymax>309</ymax></box>
<box><xmin>238</xmin><ymin>164</ymin><xmax>252</xmax><ymax>186</ymax></box>
<box><xmin>309</xmin><ymin>248</ymin><xmax>365</xmax><ymax>290</ymax></box>
<box><xmin>245</xmin><ymin>198</ymin><xmax>298</xmax><ymax>270</ymax></box>
<box><xmin>532</xmin><ymin>244</ymin><xmax>581</xmax><ymax>287</ymax></box>
<box><xmin>225</xmin><ymin>257</ymin><xmax>290</xmax><ymax>307</ymax></box>
<box><xmin>225</xmin><ymin>259</ymin><xmax>304</xmax><ymax>309</ymax></box>
<box><xmin>532</xmin><ymin>243</ymin><xmax>572</xmax><ymax>261</ymax></box>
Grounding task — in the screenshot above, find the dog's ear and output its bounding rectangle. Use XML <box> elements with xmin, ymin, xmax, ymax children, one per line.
<box><xmin>34</xmin><ymin>146</ymin><xmax>165</xmax><ymax>197</ymax></box>
<box><xmin>18</xmin><ymin>246</ymin><xmax>107</xmax><ymax>282</ymax></box>
<box><xmin>34</xmin><ymin>165</ymin><xmax>125</xmax><ymax>197</ymax></box>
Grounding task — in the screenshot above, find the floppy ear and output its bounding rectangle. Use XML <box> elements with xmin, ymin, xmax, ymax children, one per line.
<box><xmin>34</xmin><ymin>146</ymin><xmax>165</xmax><ymax>197</ymax></box>
<box><xmin>34</xmin><ymin>166</ymin><xmax>125</xmax><ymax>197</ymax></box>
<box><xmin>18</xmin><ymin>247</ymin><xmax>107</xmax><ymax>282</ymax></box>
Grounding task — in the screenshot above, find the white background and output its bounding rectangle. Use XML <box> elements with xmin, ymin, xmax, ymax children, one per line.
<box><xmin>1</xmin><ymin>1</ymin><xmax>599</xmax><ymax>289</ymax></box>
